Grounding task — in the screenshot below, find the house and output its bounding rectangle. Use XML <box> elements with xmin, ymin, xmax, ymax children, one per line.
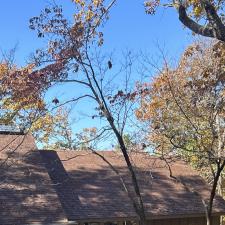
<box><xmin>0</xmin><ymin>130</ymin><xmax>225</xmax><ymax>225</ymax></box>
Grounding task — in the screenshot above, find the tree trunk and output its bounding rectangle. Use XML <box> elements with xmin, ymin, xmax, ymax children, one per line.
<box><xmin>83</xmin><ymin>55</ymin><xmax>147</xmax><ymax>224</ymax></box>
<box><xmin>218</xmin><ymin>175</ymin><xmax>223</xmax><ymax>196</ymax></box>
<box><xmin>104</xmin><ymin>112</ymin><xmax>147</xmax><ymax>224</ymax></box>
<box><xmin>206</xmin><ymin>209</ymin><xmax>212</xmax><ymax>225</ymax></box>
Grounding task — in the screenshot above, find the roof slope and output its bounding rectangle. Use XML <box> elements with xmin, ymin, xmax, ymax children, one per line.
<box><xmin>0</xmin><ymin>134</ymin><xmax>66</xmax><ymax>224</ymax></box>
<box><xmin>40</xmin><ymin>150</ymin><xmax>225</xmax><ymax>222</ymax></box>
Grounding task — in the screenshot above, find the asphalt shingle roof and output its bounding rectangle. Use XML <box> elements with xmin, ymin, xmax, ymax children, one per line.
<box><xmin>1</xmin><ymin>133</ymin><xmax>225</xmax><ymax>224</ymax></box>
<box><xmin>39</xmin><ymin>150</ymin><xmax>225</xmax><ymax>222</ymax></box>
<box><xmin>0</xmin><ymin>134</ymin><xmax>66</xmax><ymax>224</ymax></box>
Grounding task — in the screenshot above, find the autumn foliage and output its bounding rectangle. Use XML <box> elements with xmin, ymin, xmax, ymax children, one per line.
<box><xmin>136</xmin><ymin>41</ymin><xmax>225</xmax><ymax>176</ymax></box>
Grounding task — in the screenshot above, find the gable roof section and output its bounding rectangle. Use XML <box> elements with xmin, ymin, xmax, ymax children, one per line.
<box><xmin>40</xmin><ymin>150</ymin><xmax>225</xmax><ymax>222</ymax></box>
<box><xmin>0</xmin><ymin>134</ymin><xmax>66</xmax><ymax>224</ymax></box>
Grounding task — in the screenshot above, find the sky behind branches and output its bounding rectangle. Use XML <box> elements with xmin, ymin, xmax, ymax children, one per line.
<box><xmin>0</xmin><ymin>0</ymin><xmax>195</xmax><ymax>148</ymax></box>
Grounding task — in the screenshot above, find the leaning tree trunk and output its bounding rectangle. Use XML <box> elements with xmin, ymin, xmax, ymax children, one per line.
<box><xmin>104</xmin><ymin>111</ymin><xmax>147</xmax><ymax>225</ymax></box>
<box><xmin>206</xmin><ymin>160</ymin><xmax>225</xmax><ymax>225</ymax></box>
<box><xmin>216</xmin><ymin>115</ymin><xmax>225</xmax><ymax>225</ymax></box>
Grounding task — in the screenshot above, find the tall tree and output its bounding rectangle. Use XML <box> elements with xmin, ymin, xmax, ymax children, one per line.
<box><xmin>136</xmin><ymin>41</ymin><xmax>225</xmax><ymax>225</ymax></box>
<box><xmin>10</xmin><ymin>1</ymin><xmax>148</xmax><ymax>224</ymax></box>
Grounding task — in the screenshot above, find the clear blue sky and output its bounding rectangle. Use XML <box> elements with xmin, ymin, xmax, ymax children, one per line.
<box><xmin>0</xmin><ymin>0</ymin><xmax>194</xmax><ymax>147</ymax></box>
<box><xmin>0</xmin><ymin>0</ymin><xmax>192</xmax><ymax>64</ymax></box>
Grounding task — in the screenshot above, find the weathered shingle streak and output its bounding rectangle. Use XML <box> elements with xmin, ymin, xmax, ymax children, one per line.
<box><xmin>0</xmin><ymin>134</ymin><xmax>66</xmax><ymax>224</ymax></box>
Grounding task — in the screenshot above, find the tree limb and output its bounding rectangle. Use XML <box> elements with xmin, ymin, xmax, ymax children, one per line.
<box><xmin>178</xmin><ymin>5</ymin><xmax>214</xmax><ymax>38</ymax></box>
